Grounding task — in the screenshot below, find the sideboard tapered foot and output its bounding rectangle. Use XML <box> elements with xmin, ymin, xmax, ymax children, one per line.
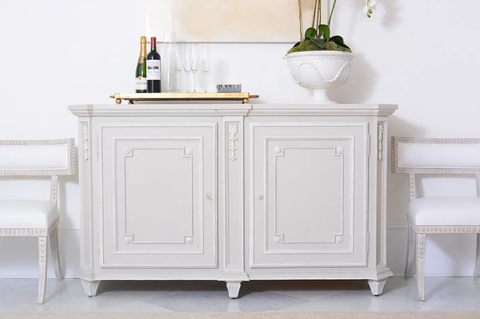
<box><xmin>226</xmin><ymin>281</ymin><xmax>241</xmax><ymax>299</ymax></box>
<box><xmin>81</xmin><ymin>280</ymin><xmax>100</xmax><ymax>297</ymax></box>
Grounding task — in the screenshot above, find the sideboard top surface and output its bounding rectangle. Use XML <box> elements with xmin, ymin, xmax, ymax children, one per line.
<box><xmin>68</xmin><ymin>103</ymin><xmax>397</xmax><ymax>117</ymax></box>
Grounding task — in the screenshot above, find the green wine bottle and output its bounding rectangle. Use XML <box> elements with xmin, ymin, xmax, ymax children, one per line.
<box><xmin>135</xmin><ymin>36</ymin><xmax>147</xmax><ymax>93</ymax></box>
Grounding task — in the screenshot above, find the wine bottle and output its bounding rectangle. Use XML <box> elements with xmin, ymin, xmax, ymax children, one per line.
<box><xmin>147</xmin><ymin>37</ymin><xmax>161</xmax><ymax>93</ymax></box>
<box><xmin>135</xmin><ymin>36</ymin><xmax>147</xmax><ymax>93</ymax></box>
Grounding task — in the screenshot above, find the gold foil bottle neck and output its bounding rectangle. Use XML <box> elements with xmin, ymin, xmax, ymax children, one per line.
<box><xmin>139</xmin><ymin>36</ymin><xmax>147</xmax><ymax>58</ymax></box>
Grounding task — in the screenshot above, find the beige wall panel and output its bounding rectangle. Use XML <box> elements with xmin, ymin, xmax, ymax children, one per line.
<box><xmin>147</xmin><ymin>0</ymin><xmax>328</xmax><ymax>42</ymax></box>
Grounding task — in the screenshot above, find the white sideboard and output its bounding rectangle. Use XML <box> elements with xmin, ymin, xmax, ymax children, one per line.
<box><xmin>68</xmin><ymin>103</ymin><xmax>397</xmax><ymax>298</ymax></box>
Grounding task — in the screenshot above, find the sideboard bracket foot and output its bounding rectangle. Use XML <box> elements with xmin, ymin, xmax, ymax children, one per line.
<box><xmin>368</xmin><ymin>279</ymin><xmax>387</xmax><ymax>296</ymax></box>
<box><xmin>81</xmin><ymin>280</ymin><xmax>100</xmax><ymax>297</ymax></box>
<box><xmin>226</xmin><ymin>281</ymin><xmax>242</xmax><ymax>299</ymax></box>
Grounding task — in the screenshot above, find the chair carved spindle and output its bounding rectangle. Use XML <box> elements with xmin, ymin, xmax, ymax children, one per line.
<box><xmin>408</xmin><ymin>173</ymin><xmax>417</xmax><ymax>201</ymax></box>
<box><xmin>50</xmin><ymin>175</ymin><xmax>59</xmax><ymax>206</ymax></box>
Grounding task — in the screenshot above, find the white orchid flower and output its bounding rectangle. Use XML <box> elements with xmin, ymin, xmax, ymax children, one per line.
<box><xmin>363</xmin><ymin>0</ymin><xmax>377</xmax><ymax>18</ymax></box>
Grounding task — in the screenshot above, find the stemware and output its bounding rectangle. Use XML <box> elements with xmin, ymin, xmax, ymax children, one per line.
<box><xmin>163</xmin><ymin>32</ymin><xmax>176</xmax><ymax>92</ymax></box>
<box><xmin>201</xmin><ymin>45</ymin><xmax>211</xmax><ymax>92</ymax></box>
<box><xmin>183</xmin><ymin>45</ymin><xmax>192</xmax><ymax>93</ymax></box>
<box><xmin>188</xmin><ymin>44</ymin><xmax>200</xmax><ymax>93</ymax></box>
<box><xmin>173</xmin><ymin>44</ymin><xmax>183</xmax><ymax>93</ymax></box>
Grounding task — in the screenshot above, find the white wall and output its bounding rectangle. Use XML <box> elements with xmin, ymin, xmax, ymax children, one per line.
<box><xmin>0</xmin><ymin>0</ymin><xmax>479</xmax><ymax>278</ymax></box>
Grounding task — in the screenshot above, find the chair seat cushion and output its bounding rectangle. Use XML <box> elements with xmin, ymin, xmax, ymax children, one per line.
<box><xmin>0</xmin><ymin>200</ymin><xmax>59</xmax><ymax>229</ymax></box>
<box><xmin>408</xmin><ymin>197</ymin><xmax>480</xmax><ymax>226</ymax></box>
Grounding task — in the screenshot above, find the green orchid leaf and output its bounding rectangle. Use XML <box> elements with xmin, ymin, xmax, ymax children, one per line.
<box><xmin>307</xmin><ymin>36</ymin><xmax>326</xmax><ymax>49</ymax></box>
<box><xmin>336</xmin><ymin>42</ymin><xmax>351</xmax><ymax>50</ymax></box>
<box><xmin>304</xmin><ymin>27</ymin><xmax>317</xmax><ymax>39</ymax></box>
<box><xmin>330</xmin><ymin>35</ymin><xmax>345</xmax><ymax>44</ymax></box>
<box><xmin>330</xmin><ymin>35</ymin><xmax>350</xmax><ymax>50</ymax></box>
<box><xmin>318</xmin><ymin>24</ymin><xmax>330</xmax><ymax>41</ymax></box>
<box><xmin>292</xmin><ymin>41</ymin><xmax>301</xmax><ymax>48</ymax></box>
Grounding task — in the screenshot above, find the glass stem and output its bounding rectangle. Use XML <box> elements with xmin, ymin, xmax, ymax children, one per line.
<box><xmin>193</xmin><ymin>72</ymin><xmax>197</xmax><ymax>93</ymax></box>
<box><xmin>176</xmin><ymin>72</ymin><xmax>180</xmax><ymax>93</ymax></box>
<box><xmin>204</xmin><ymin>72</ymin><xmax>208</xmax><ymax>93</ymax></box>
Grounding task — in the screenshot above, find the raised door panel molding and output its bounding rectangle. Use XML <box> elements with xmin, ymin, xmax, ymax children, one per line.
<box><xmin>249</xmin><ymin>122</ymin><xmax>369</xmax><ymax>268</ymax></box>
<box><xmin>119</xmin><ymin>143</ymin><xmax>197</xmax><ymax>248</ymax></box>
<box><xmin>99</xmin><ymin>123</ymin><xmax>217</xmax><ymax>269</ymax></box>
<box><xmin>271</xmin><ymin>143</ymin><xmax>346</xmax><ymax>246</ymax></box>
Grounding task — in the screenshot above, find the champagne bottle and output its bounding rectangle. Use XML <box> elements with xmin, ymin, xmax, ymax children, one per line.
<box><xmin>135</xmin><ymin>36</ymin><xmax>147</xmax><ymax>93</ymax></box>
<box><xmin>147</xmin><ymin>37</ymin><xmax>161</xmax><ymax>93</ymax></box>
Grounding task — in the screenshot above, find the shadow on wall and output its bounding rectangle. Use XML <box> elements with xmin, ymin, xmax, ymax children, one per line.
<box><xmin>60</xmin><ymin>174</ymin><xmax>79</xmax><ymax>227</ymax></box>
<box><xmin>381</xmin><ymin>0</ymin><xmax>401</xmax><ymax>29</ymax></box>
<box><xmin>328</xmin><ymin>53</ymin><xmax>376</xmax><ymax>104</ymax></box>
<box><xmin>327</xmin><ymin>0</ymin><xmax>402</xmax><ymax>104</ymax></box>
<box><xmin>57</xmin><ymin>145</ymin><xmax>79</xmax><ymax>228</ymax></box>
<box><xmin>386</xmin><ymin>116</ymin><xmax>427</xmax><ymax>223</ymax></box>
<box><xmin>340</xmin><ymin>0</ymin><xmax>402</xmax><ymax>29</ymax></box>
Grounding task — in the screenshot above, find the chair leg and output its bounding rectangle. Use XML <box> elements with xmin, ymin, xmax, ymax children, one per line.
<box><xmin>475</xmin><ymin>234</ymin><xmax>480</xmax><ymax>277</ymax></box>
<box><xmin>50</xmin><ymin>227</ymin><xmax>63</xmax><ymax>280</ymax></box>
<box><xmin>38</xmin><ymin>236</ymin><xmax>49</xmax><ymax>304</ymax></box>
<box><xmin>416</xmin><ymin>233</ymin><xmax>426</xmax><ymax>301</ymax></box>
<box><xmin>405</xmin><ymin>223</ymin><xmax>416</xmax><ymax>277</ymax></box>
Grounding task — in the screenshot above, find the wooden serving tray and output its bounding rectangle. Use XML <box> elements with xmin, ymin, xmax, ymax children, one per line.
<box><xmin>110</xmin><ymin>93</ymin><xmax>259</xmax><ymax>104</ymax></box>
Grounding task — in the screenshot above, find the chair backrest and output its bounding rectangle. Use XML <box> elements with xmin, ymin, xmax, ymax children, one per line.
<box><xmin>0</xmin><ymin>139</ymin><xmax>75</xmax><ymax>205</ymax></box>
<box><xmin>392</xmin><ymin>137</ymin><xmax>480</xmax><ymax>174</ymax></box>
<box><xmin>391</xmin><ymin>137</ymin><xmax>480</xmax><ymax>200</ymax></box>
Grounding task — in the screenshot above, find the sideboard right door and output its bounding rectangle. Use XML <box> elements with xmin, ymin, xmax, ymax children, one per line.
<box><xmin>248</xmin><ymin>121</ymin><xmax>370</xmax><ymax>269</ymax></box>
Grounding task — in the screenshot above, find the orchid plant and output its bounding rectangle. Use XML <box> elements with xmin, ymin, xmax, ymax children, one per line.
<box><xmin>288</xmin><ymin>0</ymin><xmax>377</xmax><ymax>54</ymax></box>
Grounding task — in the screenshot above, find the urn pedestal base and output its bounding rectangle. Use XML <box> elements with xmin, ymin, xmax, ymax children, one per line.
<box><xmin>285</xmin><ymin>51</ymin><xmax>354</xmax><ymax>104</ymax></box>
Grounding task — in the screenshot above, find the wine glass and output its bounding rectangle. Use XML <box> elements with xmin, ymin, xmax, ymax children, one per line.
<box><xmin>163</xmin><ymin>32</ymin><xmax>176</xmax><ymax>92</ymax></box>
<box><xmin>183</xmin><ymin>45</ymin><xmax>192</xmax><ymax>93</ymax></box>
<box><xmin>201</xmin><ymin>45</ymin><xmax>211</xmax><ymax>92</ymax></box>
<box><xmin>173</xmin><ymin>44</ymin><xmax>183</xmax><ymax>93</ymax></box>
<box><xmin>188</xmin><ymin>44</ymin><xmax>200</xmax><ymax>93</ymax></box>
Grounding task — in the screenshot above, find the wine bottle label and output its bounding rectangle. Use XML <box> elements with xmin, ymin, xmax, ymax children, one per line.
<box><xmin>135</xmin><ymin>76</ymin><xmax>147</xmax><ymax>90</ymax></box>
<box><xmin>147</xmin><ymin>60</ymin><xmax>161</xmax><ymax>80</ymax></box>
<box><xmin>138</xmin><ymin>56</ymin><xmax>146</xmax><ymax>64</ymax></box>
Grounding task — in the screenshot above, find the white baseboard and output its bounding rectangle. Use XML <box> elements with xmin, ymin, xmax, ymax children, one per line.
<box><xmin>0</xmin><ymin>274</ymin><xmax>78</xmax><ymax>279</ymax></box>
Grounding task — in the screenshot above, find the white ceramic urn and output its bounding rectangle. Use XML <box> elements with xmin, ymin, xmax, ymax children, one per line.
<box><xmin>285</xmin><ymin>51</ymin><xmax>354</xmax><ymax>104</ymax></box>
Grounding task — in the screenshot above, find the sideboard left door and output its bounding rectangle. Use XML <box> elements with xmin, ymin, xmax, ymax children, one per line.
<box><xmin>98</xmin><ymin>121</ymin><xmax>218</xmax><ymax>269</ymax></box>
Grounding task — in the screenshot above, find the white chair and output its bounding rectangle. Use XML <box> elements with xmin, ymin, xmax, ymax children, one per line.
<box><xmin>0</xmin><ymin>139</ymin><xmax>75</xmax><ymax>304</ymax></box>
<box><xmin>391</xmin><ymin>136</ymin><xmax>480</xmax><ymax>301</ymax></box>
